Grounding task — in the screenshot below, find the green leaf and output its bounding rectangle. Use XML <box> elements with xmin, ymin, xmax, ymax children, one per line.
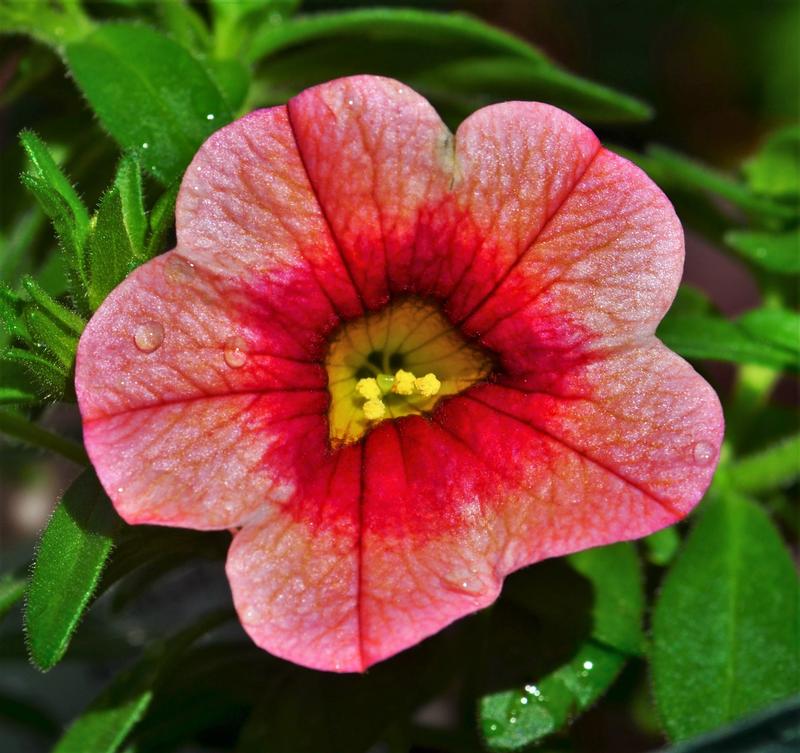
<box><xmin>414</xmin><ymin>56</ymin><xmax>651</xmax><ymax>123</ymax></box>
<box><xmin>83</xmin><ymin>153</ymin><xmax>149</xmax><ymax>310</ymax></box>
<box><xmin>643</xmin><ymin>526</ymin><xmax>681</xmax><ymax>567</ymax></box>
<box><xmin>87</xmin><ymin>192</ymin><xmax>133</xmax><ymax>310</ymax></box>
<box><xmin>569</xmin><ymin>543</ymin><xmax>645</xmax><ymax>655</ymax></box>
<box><xmin>0</xmin><ymin>574</ymin><xmax>25</xmax><ymax>621</ymax></box>
<box><xmin>19</xmin><ymin>133</ymin><xmax>90</xmax><ymax>297</ymax></box>
<box><xmin>651</xmin><ymin>494</ymin><xmax>800</xmax><ymax>741</ymax></box>
<box><xmin>1</xmin><ymin>347</ymin><xmax>70</xmax><ymax>401</ymax></box>
<box><xmin>22</xmin><ymin>307</ymin><xmax>78</xmax><ymax>370</ymax></box>
<box><xmin>113</xmin><ymin>154</ymin><xmax>147</xmax><ymax>262</ymax></box>
<box><xmin>479</xmin><ymin>544</ymin><xmax>644</xmax><ymax>751</ymax></box>
<box><xmin>145</xmin><ymin>184</ymin><xmax>178</xmax><ymax>259</ymax></box>
<box><xmin>657</xmin><ymin>313</ymin><xmax>797</xmax><ymax>370</ymax></box>
<box><xmin>249</xmin><ymin>10</ymin><xmax>648</xmax><ymax>124</ymax></box>
<box><xmin>729</xmin><ymin>432</ymin><xmax>800</xmax><ymax>495</ymax></box>
<box><xmin>0</xmin><ymin>386</ymin><xmax>39</xmax><ymax>406</ymax></box>
<box><xmin>19</xmin><ymin>132</ymin><xmax>89</xmax><ymax>243</ymax></box>
<box><xmin>22</xmin><ymin>276</ymin><xmax>85</xmax><ymax>336</ymax></box>
<box><xmin>65</xmin><ymin>23</ymin><xmax>232</xmax><ymax>185</ymax></box>
<box><xmin>248</xmin><ymin>9</ymin><xmax>550</xmax><ymax>65</ymax></box>
<box><xmin>205</xmin><ymin>57</ymin><xmax>251</xmax><ymax>113</ymax></box>
<box><xmin>657</xmin><ymin>695</ymin><xmax>800</xmax><ymax>753</ymax></box>
<box><xmin>737</xmin><ymin>308</ymin><xmax>799</xmax><ymax>356</ymax></box>
<box><xmin>742</xmin><ymin>124</ymin><xmax>800</xmax><ymax>199</ymax></box>
<box><xmin>156</xmin><ymin>0</ymin><xmax>211</xmax><ymax>54</ymax></box>
<box><xmin>646</xmin><ymin>146</ymin><xmax>798</xmax><ymax>221</ymax></box>
<box><xmin>52</xmin><ymin>610</ymin><xmax>231</xmax><ymax>753</ymax></box>
<box><xmin>725</xmin><ymin>229</ymin><xmax>800</xmax><ymax>275</ymax></box>
<box><xmin>25</xmin><ymin>469</ymin><xmax>122</xmax><ymax>671</ymax></box>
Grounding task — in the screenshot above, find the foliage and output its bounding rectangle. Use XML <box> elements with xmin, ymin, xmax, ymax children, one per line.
<box><xmin>0</xmin><ymin>2</ymin><xmax>797</xmax><ymax>752</ymax></box>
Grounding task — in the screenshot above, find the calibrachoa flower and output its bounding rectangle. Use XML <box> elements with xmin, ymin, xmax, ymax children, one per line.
<box><xmin>75</xmin><ymin>75</ymin><xmax>723</xmax><ymax>672</ymax></box>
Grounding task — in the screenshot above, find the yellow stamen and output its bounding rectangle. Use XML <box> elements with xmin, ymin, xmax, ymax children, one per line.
<box><xmin>415</xmin><ymin>373</ymin><xmax>441</xmax><ymax>397</ymax></box>
<box><xmin>363</xmin><ymin>398</ymin><xmax>386</xmax><ymax>421</ymax></box>
<box><xmin>355</xmin><ymin>377</ymin><xmax>381</xmax><ymax>401</ymax></box>
<box><xmin>392</xmin><ymin>369</ymin><xmax>416</xmax><ymax>395</ymax></box>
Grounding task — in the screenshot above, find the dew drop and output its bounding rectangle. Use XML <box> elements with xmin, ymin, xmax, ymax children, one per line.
<box><xmin>508</xmin><ymin>716</ymin><xmax>517</xmax><ymax>725</ymax></box>
<box><xmin>206</xmin><ymin>113</ymin><xmax>215</xmax><ymax>121</ymax></box>
<box><xmin>134</xmin><ymin>321</ymin><xmax>164</xmax><ymax>353</ymax></box>
<box><xmin>164</xmin><ymin>255</ymin><xmax>195</xmax><ymax>285</ymax></box>
<box><xmin>224</xmin><ymin>336</ymin><xmax>248</xmax><ymax>368</ymax></box>
<box><xmin>692</xmin><ymin>441</ymin><xmax>714</xmax><ymax>466</ymax></box>
<box><xmin>141</xmin><ymin>142</ymin><xmax>149</xmax><ymax>149</ymax></box>
<box><xmin>519</xmin><ymin>696</ymin><xmax>528</xmax><ymax>705</ymax></box>
<box><xmin>583</xmin><ymin>660</ymin><xmax>594</xmax><ymax>670</ymax></box>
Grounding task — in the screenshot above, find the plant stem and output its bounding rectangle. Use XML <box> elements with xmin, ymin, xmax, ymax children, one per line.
<box><xmin>0</xmin><ymin>409</ymin><xmax>88</xmax><ymax>466</ymax></box>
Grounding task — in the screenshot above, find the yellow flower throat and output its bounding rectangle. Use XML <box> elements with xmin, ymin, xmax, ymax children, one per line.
<box><xmin>325</xmin><ymin>299</ymin><xmax>492</xmax><ymax>446</ymax></box>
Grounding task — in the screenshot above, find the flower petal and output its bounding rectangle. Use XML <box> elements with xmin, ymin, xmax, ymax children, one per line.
<box><xmin>287</xmin><ymin>75</ymin><xmax>456</xmax><ymax>308</ymax></box>
<box><xmin>463</xmin><ymin>149</ymin><xmax>684</xmax><ymax>360</ymax></box>
<box><xmin>445</xmin><ymin>101</ymin><xmax>600</xmax><ymax>322</ymax></box>
<box><xmin>76</xmin><ymin>238</ymin><xmax>333</xmax><ymax>529</ymax></box>
<box><xmin>177</xmin><ymin>106</ymin><xmax>362</xmax><ymax>320</ymax></box>
<box><xmin>226</xmin><ymin>444</ymin><xmax>362</xmax><ymax>672</ymax></box>
<box><xmin>354</xmin><ymin>340</ymin><xmax>721</xmax><ymax>666</ymax></box>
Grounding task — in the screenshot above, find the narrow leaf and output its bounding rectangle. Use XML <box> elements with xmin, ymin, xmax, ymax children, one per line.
<box><xmin>647</xmin><ymin>146</ymin><xmax>798</xmax><ymax>221</ymax></box>
<box><xmin>480</xmin><ymin>544</ymin><xmax>644</xmax><ymax>750</ymax></box>
<box><xmin>415</xmin><ymin>56</ymin><xmax>651</xmax><ymax>123</ymax></box>
<box><xmin>657</xmin><ymin>313</ymin><xmax>797</xmax><ymax>370</ymax></box>
<box><xmin>247</xmin><ymin>9</ymin><xmax>550</xmax><ymax>65</ymax></box>
<box><xmin>0</xmin><ymin>574</ymin><xmax>26</xmax><ymax>620</ymax></box>
<box><xmin>25</xmin><ymin>469</ymin><xmax>122</xmax><ymax>670</ymax></box>
<box><xmin>87</xmin><ymin>188</ymin><xmax>135</xmax><ymax>310</ymax></box>
<box><xmin>651</xmin><ymin>494</ymin><xmax>800</xmax><ymax>740</ymax></box>
<box><xmin>65</xmin><ymin>23</ymin><xmax>232</xmax><ymax>185</ymax></box>
<box><xmin>19</xmin><ymin>131</ymin><xmax>90</xmax><ymax>243</ymax></box>
<box><xmin>737</xmin><ymin>308</ymin><xmax>799</xmax><ymax>356</ymax></box>
<box><xmin>53</xmin><ymin>610</ymin><xmax>232</xmax><ymax>753</ymax></box>
<box><xmin>22</xmin><ymin>275</ymin><xmax>85</xmax><ymax>335</ymax></box>
<box><xmin>725</xmin><ymin>229</ymin><xmax>800</xmax><ymax>275</ymax></box>
<box><xmin>113</xmin><ymin>154</ymin><xmax>147</xmax><ymax>262</ymax></box>
<box><xmin>23</xmin><ymin>308</ymin><xmax>78</xmax><ymax>370</ymax></box>
<box><xmin>1</xmin><ymin>347</ymin><xmax>69</xmax><ymax>400</ymax></box>
<box><xmin>728</xmin><ymin>432</ymin><xmax>800</xmax><ymax>494</ymax></box>
<box><xmin>742</xmin><ymin>124</ymin><xmax>800</xmax><ymax>199</ymax></box>
<box><xmin>145</xmin><ymin>184</ymin><xmax>178</xmax><ymax>259</ymax></box>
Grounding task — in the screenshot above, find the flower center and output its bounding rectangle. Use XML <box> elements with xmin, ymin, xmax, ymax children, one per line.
<box><xmin>326</xmin><ymin>298</ymin><xmax>492</xmax><ymax>446</ymax></box>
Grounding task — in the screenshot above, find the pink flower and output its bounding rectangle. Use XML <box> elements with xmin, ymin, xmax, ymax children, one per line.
<box><xmin>75</xmin><ymin>75</ymin><xmax>723</xmax><ymax>672</ymax></box>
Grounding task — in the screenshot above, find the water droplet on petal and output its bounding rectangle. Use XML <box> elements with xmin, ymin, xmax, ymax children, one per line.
<box><xmin>134</xmin><ymin>321</ymin><xmax>164</xmax><ymax>353</ymax></box>
<box><xmin>692</xmin><ymin>441</ymin><xmax>714</xmax><ymax>466</ymax></box>
<box><xmin>164</xmin><ymin>255</ymin><xmax>195</xmax><ymax>285</ymax></box>
<box><xmin>224</xmin><ymin>336</ymin><xmax>248</xmax><ymax>368</ymax></box>
<box><xmin>442</xmin><ymin>568</ymin><xmax>483</xmax><ymax>596</ymax></box>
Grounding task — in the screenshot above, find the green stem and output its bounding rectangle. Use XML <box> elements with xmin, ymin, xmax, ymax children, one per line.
<box><xmin>0</xmin><ymin>409</ymin><xmax>88</xmax><ymax>465</ymax></box>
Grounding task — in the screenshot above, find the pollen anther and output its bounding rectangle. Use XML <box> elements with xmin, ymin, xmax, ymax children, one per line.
<box><xmin>356</xmin><ymin>377</ymin><xmax>381</xmax><ymax>401</ymax></box>
<box><xmin>392</xmin><ymin>369</ymin><xmax>416</xmax><ymax>395</ymax></box>
<box><xmin>363</xmin><ymin>398</ymin><xmax>386</xmax><ymax>421</ymax></box>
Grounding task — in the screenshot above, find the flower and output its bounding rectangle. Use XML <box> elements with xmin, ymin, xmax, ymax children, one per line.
<box><xmin>75</xmin><ymin>75</ymin><xmax>723</xmax><ymax>673</ymax></box>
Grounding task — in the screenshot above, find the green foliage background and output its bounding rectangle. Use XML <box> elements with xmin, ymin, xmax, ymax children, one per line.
<box><xmin>0</xmin><ymin>2</ymin><xmax>797</xmax><ymax>752</ymax></box>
